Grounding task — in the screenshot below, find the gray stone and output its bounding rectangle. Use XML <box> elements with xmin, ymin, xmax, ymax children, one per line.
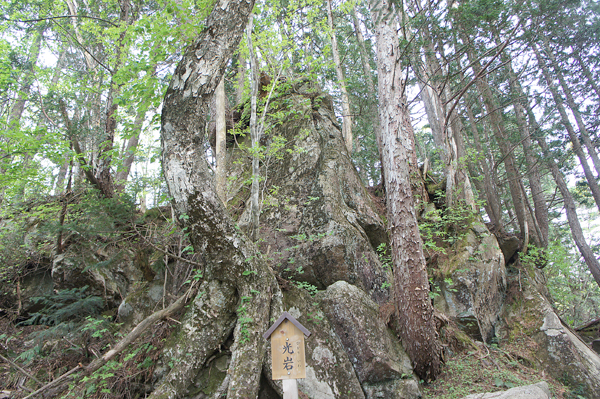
<box><xmin>433</xmin><ymin>223</ymin><xmax>506</xmax><ymax>343</ymax></box>
<box><xmin>497</xmin><ymin>267</ymin><xmax>600</xmax><ymax>397</ymax></box>
<box><xmin>463</xmin><ymin>381</ymin><xmax>550</xmax><ymax>399</ymax></box>
<box><xmin>495</xmin><ymin>235</ymin><xmax>520</xmax><ymax>263</ymax></box>
<box><xmin>226</xmin><ymin>87</ymin><xmax>391</xmax><ymax>305</ymax></box>
<box><xmin>317</xmin><ymin>281</ymin><xmax>420</xmax><ymax>399</ymax></box>
<box><xmin>280</xmin><ymin>285</ymin><xmax>366</xmax><ymax>399</ymax></box>
<box><xmin>117</xmin><ymin>281</ymin><xmax>164</xmax><ymax>327</ymax></box>
<box><xmin>20</xmin><ymin>270</ymin><xmax>54</xmax><ymax>314</ymax></box>
<box><xmin>52</xmin><ymin>249</ymin><xmax>146</xmax><ymax>308</ymax></box>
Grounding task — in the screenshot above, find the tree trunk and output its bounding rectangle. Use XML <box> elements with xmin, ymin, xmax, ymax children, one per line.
<box><xmin>533</xmin><ymin>44</ymin><xmax>600</xmax><ymax>214</ymax></box>
<box><xmin>533</xmin><ymin>120</ymin><xmax>600</xmax><ymax>288</ymax></box>
<box><xmin>96</xmin><ymin>0</ymin><xmax>133</xmax><ymax>198</ymax></box>
<box><xmin>114</xmin><ymin>64</ymin><xmax>158</xmax><ymax>193</ymax></box>
<box><xmin>327</xmin><ymin>0</ymin><xmax>353</xmax><ymax>153</ymax></box>
<box><xmin>236</xmin><ymin>54</ymin><xmax>246</xmax><ymax>105</ymax></box>
<box><xmin>247</xmin><ymin>15</ymin><xmax>261</xmax><ymax>241</ymax></box>
<box><xmin>159</xmin><ymin>1</ymin><xmax>285</xmax><ymax>397</ymax></box>
<box><xmin>351</xmin><ymin>6</ymin><xmax>383</xmax><ymax>183</ymax></box>
<box><xmin>7</xmin><ymin>29</ymin><xmax>43</xmax><ymax>129</ymax></box>
<box><xmin>573</xmin><ymin>52</ymin><xmax>600</xmax><ymax>102</ymax></box>
<box><xmin>462</xmin><ymin>98</ymin><xmax>503</xmax><ymax>230</ymax></box>
<box><xmin>501</xmin><ymin>51</ymin><xmax>549</xmax><ymax>247</ymax></box>
<box><xmin>368</xmin><ymin>0</ymin><xmax>441</xmax><ymax>381</ymax></box>
<box><xmin>215</xmin><ymin>78</ymin><xmax>228</xmax><ymax>204</ymax></box>
<box><xmin>467</xmin><ymin>44</ymin><xmax>528</xmax><ymax>239</ymax></box>
<box><xmin>541</xmin><ymin>39</ymin><xmax>600</xmax><ymax>176</ymax></box>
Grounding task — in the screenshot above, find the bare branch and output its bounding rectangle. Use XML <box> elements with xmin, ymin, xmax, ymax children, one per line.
<box><xmin>3</xmin><ymin>15</ymin><xmax>119</xmax><ymax>27</ymax></box>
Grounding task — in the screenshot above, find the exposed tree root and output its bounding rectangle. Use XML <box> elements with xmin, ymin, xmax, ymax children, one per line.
<box><xmin>149</xmin><ymin>281</ymin><xmax>237</xmax><ymax>399</ymax></box>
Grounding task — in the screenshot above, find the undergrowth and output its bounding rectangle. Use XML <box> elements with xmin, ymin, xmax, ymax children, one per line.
<box><xmin>422</xmin><ymin>327</ymin><xmax>574</xmax><ymax>399</ymax></box>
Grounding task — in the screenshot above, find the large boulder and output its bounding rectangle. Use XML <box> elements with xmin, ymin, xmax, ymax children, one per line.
<box><xmin>226</xmin><ymin>84</ymin><xmax>391</xmax><ymax>305</ymax></box>
<box><xmin>52</xmin><ymin>249</ymin><xmax>146</xmax><ymax>308</ymax></box>
<box><xmin>497</xmin><ymin>266</ymin><xmax>600</xmax><ymax>397</ymax></box>
<box><xmin>154</xmin><ymin>282</ymin><xmax>369</xmax><ymax>399</ymax></box>
<box><xmin>432</xmin><ymin>221</ymin><xmax>506</xmax><ymax>343</ymax></box>
<box><xmin>317</xmin><ymin>281</ymin><xmax>421</xmax><ymax>399</ymax></box>
<box><xmin>280</xmin><ymin>285</ymin><xmax>367</xmax><ymax>398</ymax></box>
<box><xmin>462</xmin><ymin>381</ymin><xmax>550</xmax><ymax>399</ymax></box>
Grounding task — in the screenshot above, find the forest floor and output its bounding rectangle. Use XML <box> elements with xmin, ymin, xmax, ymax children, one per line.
<box><xmin>422</xmin><ymin>333</ymin><xmax>580</xmax><ymax>399</ymax></box>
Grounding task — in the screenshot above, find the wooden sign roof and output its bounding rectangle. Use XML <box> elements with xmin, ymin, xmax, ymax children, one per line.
<box><xmin>263</xmin><ymin>311</ymin><xmax>311</xmax><ymax>340</ymax></box>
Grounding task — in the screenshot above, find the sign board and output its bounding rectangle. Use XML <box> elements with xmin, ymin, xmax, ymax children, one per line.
<box><xmin>263</xmin><ymin>311</ymin><xmax>311</xmax><ymax>381</ymax></box>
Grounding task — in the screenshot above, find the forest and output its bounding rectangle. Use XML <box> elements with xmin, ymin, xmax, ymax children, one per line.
<box><xmin>1</xmin><ymin>0</ymin><xmax>600</xmax><ymax>398</ymax></box>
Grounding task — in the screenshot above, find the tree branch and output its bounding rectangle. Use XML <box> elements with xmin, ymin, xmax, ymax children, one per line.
<box><xmin>22</xmin><ymin>285</ymin><xmax>197</xmax><ymax>399</ymax></box>
<box><xmin>443</xmin><ymin>21</ymin><xmax>521</xmax><ymax>132</ymax></box>
<box><xmin>131</xmin><ymin>223</ymin><xmax>204</xmax><ymax>269</ymax></box>
<box><xmin>0</xmin><ymin>353</ymin><xmax>42</xmax><ymax>386</ymax></box>
<box><xmin>3</xmin><ymin>15</ymin><xmax>118</xmax><ymax>27</ymax></box>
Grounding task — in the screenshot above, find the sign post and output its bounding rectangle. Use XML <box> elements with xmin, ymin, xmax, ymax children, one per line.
<box><xmin>263</xmin><ymin>312</ymin><xmax>311</xmax><ymax>399</ymax></box>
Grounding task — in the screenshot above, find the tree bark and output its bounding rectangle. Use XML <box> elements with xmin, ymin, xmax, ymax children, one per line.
<box><xmin>351</xmin><ymin>6</ymin><xmax>384</xmax><ymax>184</ymax></box>
<box><xmin>533</xmin><ymin>120</ymin><xmax>600</xmax><ymax>288</ymax></box>
<box><xmin>533</xmin><ymin>44</ymin><xmax>600</xmax><ymax>214</ymax></box>
<box><xmin>573</xmin><ymin>52</ymin><xmax>600</xmax><ymax>102</ymax></box>
<box><xmin>7</xmin><ymin>29</ymin><xmax>43</xmax><ymax>129</ymax></box>
<box><xmin>467</xmin><ymin>44</ymin><xmax>528</xmax><ymax>239</ymax></box>
<box><xmin>215</xmin><ymin>78</ymin><xmax>227</xmax><ymax>203</ymax></box>
<box><xmin>247</xmin><ymin>15</ymin><xmax>261</xmax><ymax>241</ymax></box>
<box><xmin>541</xmin><ymin>38</ymin><xmax>600</xmax><ymax>175</ymax></box>
<box><xmin>367</xmin><ymin>0</ymin><xmax>441</xmax><ymax>381</ymax></box>
<box><xmin>501</xmin><ymin>50</ymin><xmax>549</xmax><ymax>247</ymax></box>
<box><xmin>159</xmin><ymin>1</ymin><xmax>284</xmax><ymax>396</ymax></box>
<box><xmin>462</xmin><ymin>98</ymin><xmax>503</xmax><ymax>230</ymax></box>
<box><xmin>327</xmin><ymin>0</ymin><xmax>353</xmax><ymax>153</ymax></box>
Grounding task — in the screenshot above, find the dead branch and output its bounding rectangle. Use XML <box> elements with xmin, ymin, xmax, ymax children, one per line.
<box><xmin>22</xmin><ymin>365</ymin><xmax>82</xmax><ymax>399</ymax></box>
<box><xmin>131</xmin><ymin>223</ymin><xmax>204</xmax><ymax>268</ymax></box>
<box><xmin>22</xmin><ymin>284</ymin><xmax>197</xmax><ymax>399</ymax></box>
<box><xmin>0</xmin><ymin>353</ymin><xmax>42</xmax><ymax>386</ymax></box>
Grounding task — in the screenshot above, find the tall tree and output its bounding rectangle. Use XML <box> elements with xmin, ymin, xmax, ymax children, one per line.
<box><xmin>158</xmin><ymin>1</ymin><xmax>286</xmax><ymax>396</ymax></box>
<box><xmin>326</xmin><ymin>0</ymin><xmax>353</xmax><ymax>152</ymax></box>
<box><xmin>533</xmin><ymin>43</ymin><xmax>600</xmax><ymax>214</ymax></box>
<box><xmin>367</xmin><ymin>0</ymin><xmax>441</xmax><ymax>381</ymax></box>
<box><xmin>215</xmin><ymin>78</ymin><xmax>228</xmax><ymax>204</ymax></box>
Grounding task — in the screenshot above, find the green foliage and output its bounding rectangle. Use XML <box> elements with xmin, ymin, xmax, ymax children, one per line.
<box><xmin>15</xmin><ymin>286</ymin><xmax>104</xmax><ymax>365</ymax></box>
<box><xmin>542</xmin><ymin>240</ymin><xmax>600</xmax><ymax>326</ymax></box>
<box><xmin>419</xmin><ymin>195</ymin><xmax>479</xmax><ymax>255</ymax></box>
<box><xmin>421</xmin><ymin>347</ymin><xmax>542</xmax><ymax>398</ymax></box>
<box><xmin>21</xmin><ymin>286</ymin><xmax>103</xmax><ymax>327</ymax></box>
<box><xmin>296</xmin><ymin>280</ymin><xmax>318</xmax><ymax>296</ymax></box>
<box><xmin>377</xmin><ymin>243</ymin><xmax>393</xmax><ymax>290</ymax></box>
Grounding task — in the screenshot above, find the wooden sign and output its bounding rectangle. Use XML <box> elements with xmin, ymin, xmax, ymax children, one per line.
<box><xmin>263</xmin><ymin>311</ymin><xmax>311</xmax><ymax>381</ymax></box>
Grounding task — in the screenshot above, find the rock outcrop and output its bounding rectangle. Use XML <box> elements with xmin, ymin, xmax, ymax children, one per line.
<box><xmin>498</xmin><ymin>265</ymin><xmax>600</xmax><ymax>397</ymax></box>
<box><xmin>226</xmin><ymin>84</ymin><xmax>391</xmax><ymax>305</ymax></box>
<box><xmin>152</xmin><ymin>84</ymin><xmax>417</xmax><ymax>398</ymax></box>
<box><xmin>431</xmin><ymin>221</ymin><xmax>506</xmax><ymax>343</ymax></box>
<box><xmin>318</xmin><ymin>281</ymin><xmax>420</xmax><ymax>399</ymax></box>
<box><xmin>462</xmin><ymin>381</ymin><xmax>551</xmax><ymax>399</ymax></box>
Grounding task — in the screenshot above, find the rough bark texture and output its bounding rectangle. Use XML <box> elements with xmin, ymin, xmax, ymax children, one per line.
<box><xmin>326</xmin><ymin>0</ymin><xmax>353</xmax><ymax>153</ymax></box>
<box><xmin>159</xmin><ymin>1</ymin><xmax>281</xmax><ymax>397</ymax></box>
<box><xmin>467</xmin><ymin>46</ymin><xmax>528</xmax><ymax>239</ymax></box>
<box><xmin>534</xmin><ymin>44</ymin><xmax>600</xmax><ymax>215</ymax></box>
<box><xmin>215</xmin><ymin>78</ymin><xmax>227</xmax><ymax>203</ymax></box>
<box><xmin>368</xmin><ymin>0</ymin><xmax>442</xmax><ymax>380</ymax></box>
